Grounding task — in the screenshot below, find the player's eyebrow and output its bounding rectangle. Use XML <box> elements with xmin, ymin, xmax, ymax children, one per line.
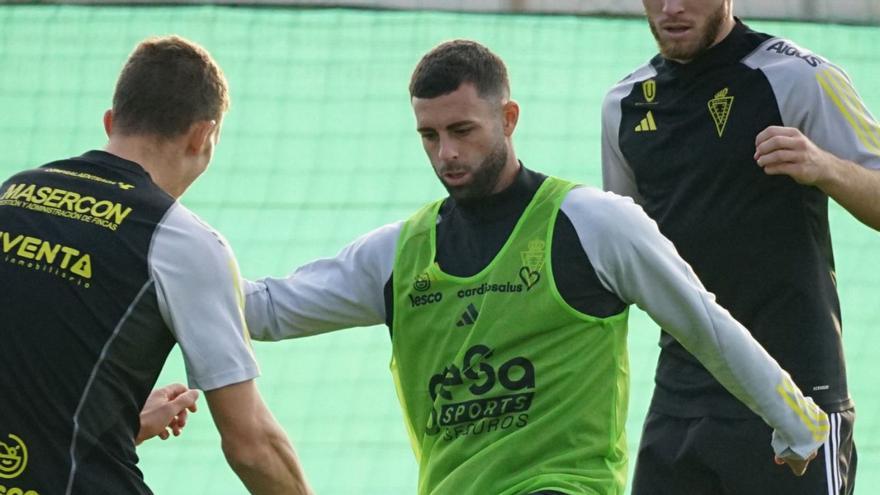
<box><xmin>416</xmin><ymin>120</ymin><xmax>476</xmax><ymax>134</ymax></box>
<box><xmin>447</xmin><ymin>120</ymin><xmax>475</xmax><ymax>130</ymax></box>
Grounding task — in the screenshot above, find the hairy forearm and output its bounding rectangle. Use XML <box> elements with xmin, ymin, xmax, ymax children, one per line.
<box><xmin>819</xmin><ymin>157</ymin><xmax>880</xmax><ymax>231</ymax></box>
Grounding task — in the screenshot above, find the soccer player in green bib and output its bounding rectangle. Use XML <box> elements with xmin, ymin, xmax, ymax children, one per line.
<box><xmin>245</xmin><ymin>40</ymin><xmax>828</xmax><ymax>494</ymax></box>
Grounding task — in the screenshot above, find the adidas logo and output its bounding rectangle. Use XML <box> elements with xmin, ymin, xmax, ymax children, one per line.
<box><xmin>635</xmin><ymin>111</ymin><xmax>657</xmax><ymax>132</ymax></box>
<box><xmin>456</xmin><ymin>303</ymin><xmax>479</xmax><ymax>327</ymax></box>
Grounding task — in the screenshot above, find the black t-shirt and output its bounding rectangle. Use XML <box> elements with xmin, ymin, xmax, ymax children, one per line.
<box><xmin>602</xmin><ymin>20</ymin><xmax>880</xmax><ymax>417</ymax></box>
<box><xmin>0</xmin><ymin>151</ymin><xmax>174</xmax><ymax>493</ymax></box>
<box><xmin>0</xmin><ymin>150</ymin><xmax>259</xmax><ymax>493</ymax></box>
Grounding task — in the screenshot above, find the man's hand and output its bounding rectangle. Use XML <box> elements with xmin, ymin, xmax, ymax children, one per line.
<box><xmin>755</xmin><ymin>124</ymin><xmax>880</xmax><ymax>230</ymax></box>
<box><xmin>774</xmin><ymin>450</ymin><xmax>818</xmax><ymax>477</ymax></box>
<box><xmin>136</xmin><ymin>383</ymin><xmax>200</xmax><ymax>445</ymax></box>
<box><xmin>754</xmin><ymin>126</ymin><xmax>841</xmax><ymax>186</ymax></box>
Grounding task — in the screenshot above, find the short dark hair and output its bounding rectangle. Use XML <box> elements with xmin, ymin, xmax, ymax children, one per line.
<box><xmin>409</xmin><ymin>40</ymin><xmax>509</xmax><ymax>101</ymax></box>
<box><xmin>111</xmin><ymin>35</ymin><xmax>230</xmax><ymax>138</ymax></box>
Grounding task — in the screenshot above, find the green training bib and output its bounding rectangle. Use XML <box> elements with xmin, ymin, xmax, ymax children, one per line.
<box><xmin>391</xmin><ymin>177</ymin><xmax>631</xmax><ymax>495</ymax></box>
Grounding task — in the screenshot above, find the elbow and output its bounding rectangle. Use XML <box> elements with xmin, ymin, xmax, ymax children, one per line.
<box><xmin>221</xmin><ymin>430</ymin><xmax>281</xmax><ymax>471</ymax></box>
<box><xmin>221</xmin><ymin>431</ymin><xmax>312</xmax><ymax>495</ymax></box>
<box><xmin>222</xmin><ymin>442</ymin><xmax>260</xmax><ymax>473</ymax></box>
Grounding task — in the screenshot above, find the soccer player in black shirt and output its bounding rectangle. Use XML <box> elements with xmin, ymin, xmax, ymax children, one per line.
<box><xmin>0</xmin><ymin>36</ymin><xmax>311</xmax><ymax>494</ymax></box>
<box><xmin>602</xmin><ymin>1</ymin><xmax>880</xmax><ymax>493</ymax></box>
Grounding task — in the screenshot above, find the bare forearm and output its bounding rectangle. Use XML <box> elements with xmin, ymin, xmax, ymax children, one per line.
<box><xmin>207</xmin><ymin>381</ymin><xmax>312</xmax><ymax>495</ymax></box>
<box><xmin>819</xmin><ymin>158</ymin><xmax>880</xmax><ymax>231</ymax></box>
<box><xmin>225</xmin><ymin>430</ymin><xmax>311</xmax><ymax>495</ymax></box>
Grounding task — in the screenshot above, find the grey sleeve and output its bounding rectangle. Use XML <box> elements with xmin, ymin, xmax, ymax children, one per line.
<box><xmin>150</xmin><ymin>203</ymin><xmax>259</xmax><ymax>391</ymax></box>
<box><xmin>561</xmin><ymin>187</ymin><xmax>829</xmax><ymax>459</ymax></box>
<box><xmin>244</xmin><ymin>221</ymin><xmax>401</xmax><ymax>341</ymax></box>
<box><xmin>601</xmin><ymin>65</ymin><xmax>655</xmax><ymax>203</ymax></box>
<box><xmin>745</xmin><ymin>38</ymin><xmax>880</xmax><ymax>170</ymax></box>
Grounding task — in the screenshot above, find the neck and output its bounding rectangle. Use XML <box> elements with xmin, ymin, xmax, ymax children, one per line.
<box><xmin>713</xmin><ymin>16</ymin><xmax>737</xmax><ymax>48</ymax></box>
<box><xmin>670</xmin><ymin>16</ymin><xmax>738</xmax><ymax>64</ymax></box>
<box><xmin>453</xmin><ymin>161</ymin><xmax>528</xmax><ymax>218</ymax></box>
<box><xmin>104</xmin><ymin>135</ymin><xmax>190</xmax><ymax>198</ymax></box>
<box><xmin>490</xmin><ymin>146</ymin><xmax>522</xmax><ymax>196</ymax></box>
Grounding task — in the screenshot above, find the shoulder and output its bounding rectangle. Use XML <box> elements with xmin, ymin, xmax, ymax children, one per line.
<box><xmin>603</xmin><ymin>61</ymin><xmax>659</xmax><ymax>107</ymax></box>
<box><xmin>298</xmin><ymin>219</ymin><xmax>403</xmax><ymax>285</ymax></box>
<box><xmin>608</xmin><ymin>61</ymin><xmax>659</xmax><ymax>92</ymax></box>
<box><xmin>2</xmin><ymin>167</ymin><xmax>42</xmax><ymax>183</ymax></box>
<box><xmin>348</xmin><ymin>220</ymin><xmax>403</xmax><ymax>255</ymax></box>
<box><xmin>158</xmin><ymin>203</ymin><xmax>229</xmax><ymax>247</ymax></box>
<box><xmin>150</xmin><ymin>203</ymin><xmax>235</xmax><ymax>277</ymax></box>
<box><xmin>742</xmin><ymin>36</ymin><xmax>837</xmax><ymax>86</ymax></box>
<box><xmin>741</xmin><ymin>35</ymin><xmax>863</xmax><ymax>130</ymax></box>
<box><xmin>1</xmin><ymin>160</ymin><xmax>76</xmax><ymax>188</ymax></box>
<box><xmin>560</xmin><ymin>186</ymin><xmax>651</xmax><ymax>237</ymax></box>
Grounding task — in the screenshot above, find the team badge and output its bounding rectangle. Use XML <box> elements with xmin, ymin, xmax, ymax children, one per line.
<box><xmin>519</xmin><ymin>240</ymin><xmax>545</xmax><ymax>290</ymax></box>
<box><xmin>708</xmin><ymin>88</ymin><xmax>735</xmax><ymax>137</ymax></box>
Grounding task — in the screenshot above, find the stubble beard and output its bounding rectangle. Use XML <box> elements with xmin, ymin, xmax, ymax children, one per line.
<box><xmin>440</xmin><ymin>139</ymin><xmax>509</xmax><ymax>205</ymax></box>
<box><xmin>650</xmin><ymin>1</ymin><xmax>728</xmax><ymax>62</ymax></box>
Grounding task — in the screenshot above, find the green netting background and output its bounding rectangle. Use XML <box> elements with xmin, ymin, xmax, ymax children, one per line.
<box><xmin>1</xmin><ymin>5</ymin><xmax>877</xmax><ymax>494</ymax></box>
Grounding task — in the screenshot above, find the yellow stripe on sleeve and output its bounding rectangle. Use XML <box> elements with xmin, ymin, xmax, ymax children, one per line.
<box><xmin>816</xmin><ymin>68</ymin><xmax>880</xmax><ymax>155</ymax></box>
<box><xmin>780</xmin><ymin>377</ymin><xmax>828</xmax><ymax>423</ymax></box>
<box><xmin>823</xmin><ymin>67</ymin><xmax>880</xmax><ymax>151</ymax></box>
<box><xmin>227</xmin><ymin>256</ymin><xmax>253</xmax><ymax>347</ymax></box>
<box><xmin>776</xmin><ymin>377</ymin><xmax>830</xmax><ymax>442</ymax></box>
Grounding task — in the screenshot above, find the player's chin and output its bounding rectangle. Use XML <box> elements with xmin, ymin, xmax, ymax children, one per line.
<box><xmin>659</xmin><ymin>40</ymin><xmax>701</xmax><ymax>61</ymax></box>
<box><xmin>445</xmin><ymin>184</ymin><xmax>481</xmax><ymax>204</ymax></box>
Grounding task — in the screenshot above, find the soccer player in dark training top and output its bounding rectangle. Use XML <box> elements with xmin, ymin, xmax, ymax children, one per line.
<box><xmin>244</xmin><ymin>39</ymin><xmax>827</xmax><ymax>495</ymax></box>
<box><xmin>602</xmin><ymin>1</ymin><xmax>880</xmax><ymax>494</ymax></box>
<box><xmin>0</xmin><ymin>36</ymin><xmax>311</xmax><ymax>494</ymax></box>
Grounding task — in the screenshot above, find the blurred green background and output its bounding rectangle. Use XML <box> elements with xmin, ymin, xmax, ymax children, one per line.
<box><xmin>1</xmin><ymin>5</ymin><xmax>877</xmax><ymax>493</ymax></box>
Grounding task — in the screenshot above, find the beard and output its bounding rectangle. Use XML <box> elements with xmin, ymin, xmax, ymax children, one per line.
<box><xmin>439</xmin><ymin>139</ymin><xmax>508</xmax><ymax>205</ymax></box>
<box><xmin>649</xmin><ymin>1</ymin><xmax>728</xmax><ymax>62</ymax></box>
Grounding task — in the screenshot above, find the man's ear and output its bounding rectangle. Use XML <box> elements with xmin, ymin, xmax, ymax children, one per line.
<box><xmin>186</xmin><ymin>120</ymin><xmax>217</xmax><ymax>154</ymax></box>
<box><xmin>103</xmin><ymin>110</ymin><xmax>113</xmax><ymax>138</ymax></box>
<box><xmin>502</xmin><ymin>100</ymin><xmax>520</xmax><ymax>137</ymax></box>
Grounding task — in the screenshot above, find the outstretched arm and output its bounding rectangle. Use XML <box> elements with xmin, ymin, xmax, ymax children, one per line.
<box><xmin>245</xmin><ymin>221</ymin><xmax>401</xmax><ymax>341</ymax></box>
<box><xmin>563</xmin><ymin>188</ymin><xmax>828</xmax><ymax>469</ymax></box>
